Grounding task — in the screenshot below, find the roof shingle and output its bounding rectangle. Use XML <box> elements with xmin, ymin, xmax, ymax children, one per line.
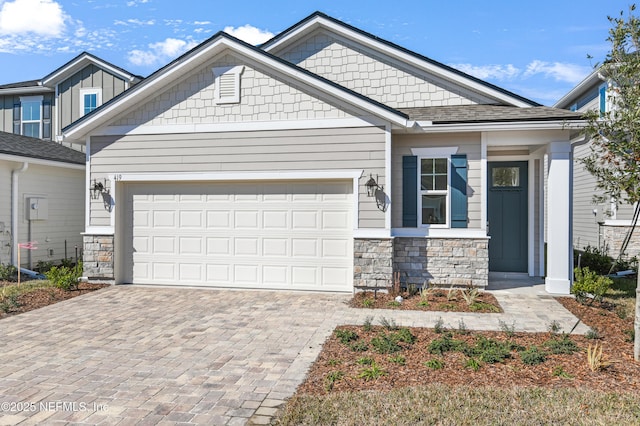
<box><xmin>398</xmin><ymin>105</ymin><xmax>583</xmax><ymax>124</ymax></box>
<box><xmin>0</xmin><ymin>132</ymin><xmax>85</xmax><ymax>165</ymax></box>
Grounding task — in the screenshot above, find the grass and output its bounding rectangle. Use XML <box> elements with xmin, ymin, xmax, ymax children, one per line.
<box><xmin>274</xmin><ymin>385</ymin><xmax>640</xmax><ymax>425</ymax></box>
<box><xmin>606</xmin><ymin>277</ymin><xmax>636</xmax><ymax>318</ymax></box>
<box><xmin>0</xmin><ymin>280</ymin><xmax>56</xmax><ymax>312</ymax></box>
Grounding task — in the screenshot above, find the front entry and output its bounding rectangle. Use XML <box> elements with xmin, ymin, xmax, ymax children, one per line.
<box><xmin>488</xmin><ymin>161</ymin><xmax>528</xmax><ymax>272</ymax></box>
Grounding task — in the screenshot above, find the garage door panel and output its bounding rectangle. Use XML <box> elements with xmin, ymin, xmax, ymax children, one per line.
<box><xmin>126</xmin><ymin>181</ymin><xmax>353</xmax><ymax>291</ymax></box>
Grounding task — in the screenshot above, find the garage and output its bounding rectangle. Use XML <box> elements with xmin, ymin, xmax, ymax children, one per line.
<box><xmin>121</xmin><ymin>180</ymin><xmax>354</xmax><ymax>291</ymax></box>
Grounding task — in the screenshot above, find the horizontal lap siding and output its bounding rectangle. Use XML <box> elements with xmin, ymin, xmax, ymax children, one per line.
<box><xmin>89</xmin><ymin>126</ymin><xmax>386</xmax><ymax>229</ymax></box>
<box><xmin>391</xmin><ymin>133</ymin><xmax>481</xmax><ymax>228</ymax></box>
<box><xmin>573</xmin><ymin>142</ymin><xmax>603</xmax><ymax>250</ymax></box>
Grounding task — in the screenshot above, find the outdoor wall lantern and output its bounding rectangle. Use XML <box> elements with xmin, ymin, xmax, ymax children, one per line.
<box><xmin>90</xmin><ymin>178</ymin><xmax>108</xmax><ymax>200</ymax></box>
<box><xmin>365</xmin><ymin>174</ymin><xmax>381</xmax><ymax>197</ymax></box>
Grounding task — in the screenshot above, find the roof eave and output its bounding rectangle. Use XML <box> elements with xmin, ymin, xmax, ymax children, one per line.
<box><xmin>42</xmin><ymin>53</ymin><xmax>140</xmax><ymax>87</ymax></box>
<box><xmin>0</xmin><ymin>86</ymin><xmax>54</xmax><ymax>95</ymax></box>
<box><xmin>411</xmin><ymin>119</ymin><xmax>586</xmax><ymax>133</ymax></box>
<box><xmin>553</xmin><ymin>68</ymin><xmax>603</xmax><ymax>109</ymax></box>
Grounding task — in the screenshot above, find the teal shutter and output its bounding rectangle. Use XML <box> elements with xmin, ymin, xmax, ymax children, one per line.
<box><xmin>42</xmin><ymin>101</ymin><xmax>51</xmax><ymax>139</ymax></box>
<box><xmin>450</xmin><ymin>154</ymin><xmax>468</xmax><ymax>228</ymax></box>
<box><xmin>13</xmin><ymin>103</ymin><xmax>20</xmax><ymax>134</ymax></box>
<box><xmin>402</xmin><ymin>156</ymin><xmax>418</xmax><ymax>227</ymax></box>
<box><xmin>599</xmin><ymin>85</ymin><xmax>606</xmax><ymax>116</ymax></box>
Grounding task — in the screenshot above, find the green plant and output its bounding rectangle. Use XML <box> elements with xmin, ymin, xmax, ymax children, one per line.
<box><xmin>428</xmin><ymin>333</ymin><xmax>466</xmax><ymax>355</ymax></box>
<box><xmin>433</xmin><ymin>317</ymin><xmax>446</xmax><ymax>334</ymax></box>
<box><xmin>615</xmin><ymin>304</ymin><xmax>629</xmax><ymax>319</ymax></box>
<box><xmin>394</xmin><ymin>328</ymin><xmax>416</xmax><ymax>344</ymax></box>
<box><xmin>363</xmin><ymin>316</ymin><xmax>373</xmax><ymax>332</ymax></box>
<box><xmin>520</xmin><ymin>346</ymin><xmax>547</xmax><ymax>365</ymax></box>
<box><xmin>358</xmin><ymin>362</ymin><xmax>386</xmax><ymax>381</ymax></box>
<box><xmin>326</xmin><ymin>359</ymin><xmax>341</xmax><ymax>366</ymax></box>
<box><xmin>424</xmin><ymin>358</ymin><xmax>444</xmax><ymax>370</ymax></box>
<box><xmin>44</xmin><ymin>262</ymin><xmax>82</xmax><ymax>291</ymax></box>
<box><xmin>470</xmin><ymin>302</ymin><xmax>500</xmax><ymax>312</ymax></box>
<box><xmin>552</xmin><ymin>365</ymin><xmax>573</xmax><ymax>379</ymax></box>
<box><xmin>371</xmin><ymin>333</ymin><xmax>402</xmax><ymax>354</ymax></box>
<box><xmin>624</xmin><ymin>329</ymin><xmax>635</xmax><ymax>343</ymax></box>
<box><xmin>574</xmin><ymin>245</ymin><xmax>615</xmax><ymax>275</ymax></box>
<box><xmin>460</xmin><ymin>287</ymin><xmax>479</xmax><ymax>305</ymax></box>
<box><xmin>585</xmin><ymin>327</ymin><xmax>602</xmax><ymax>340</ymax></box>
<box><xmin>324</xmin><ymin>371</ymin><xmax>344</xmax><ymax>391</ymax></box>
<box><xmin>587</xmin><ymin>342</ymin><xmax>612</xmax><ymax>372</ymax></box>
<box><xmin>356</xmin><ymin>357</ymin><xmax>374</xmax><ymax>365</ymax></box>
<box><xmin>418</xmin><ymin>300</ymin><xmax>430</xmax><ymax>308</ymax></box>
<box><xmin>446</xmin><ymin>285</ymin><xmax>458</xmax><ymax>301</ymax></box>
<box><xmin>547</xmin><ymin>320</ymin><xmax>562</xmax><ymax>335</ymax></box>
<box><xmin>335</xmin><ymin>329</ymin><xmax>358</xmax><ymax>344</ymax></box>
<box><xmin>406</xmin><ymin>283</ymin><xmax>419</xmax><ymax>297</ymax></box>
<box><xmin>59</xmin><ymin>257</ymin><xmax>74</xmax><ymax>268</ymax></box>
<box><xmin>388</xmin><ymin>354</ymin><xmax>406</xmax><ymax>365</ymax></box>
<box><xmin>438</xmin><ymin>303</ymin><xmax>457</xmax><ymax>311</ymax></box>
<box><xmin>362</xmin><ymin>298</ymin><xmax>374</xmax><ymax>308</ymax></box>
<box><xmin>499</xmin><ymin>320</ymin><xmax>517</xmax><ymax>337</ymax></box>
<box><xmin>0</xmin><ymin>293</ymin><xmax>20</xmax><ymax>313</ymax></box>
<box><xmin>387</xmin><ymin>300</ymin><xmax>401</xmax><ymax>308</ymax></box>
<box><xmin>464</xmin><ymin>336</ymin><xmax>511</xmax><ymax>364</ymax></box>
<box><xmin>464</xmin><ymin>357</ymin><xmax>482</xmax><ymax>371</ymax></box>
<box><xmin>0</xmin><ymin>263</ymin><xmax>18</xmax><ymax>281</ymax></box>
<box><xmin>379</xmin><ymin>316</ymin><xmax>398</xmax><ymax>331</ymax></box>
<box><xmin>349</xmin><ymin>341</ymin><xmax>369</xmax><ymax>352</ymax></box>
<box><xmin>35</xmin><ymin>260</ymin><xmax>54</xmax><ymax>273</ymax></box>
<box><xmin>544</xmin><ymin>336</ymin><xmax>579</xmax><ymax>355</ymax></box>
<box><xmin>457</xmin><ymin>319</ymin><xmax>469</xmax><ymax>335</ymax></box>
<box><xmin>572</xmin><ymin>267</ymin><xmax>613</xmax><ymax>303</ymax></box>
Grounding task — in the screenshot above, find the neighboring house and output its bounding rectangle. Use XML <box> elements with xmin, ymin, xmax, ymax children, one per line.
<box><xmin>555</xmin><ymin>69</ymin><xmax>639</xmax><ymax>259</ymax></box>
<box><xmin>0</xmin><ymin>52</ymin><xmax>142</xmax><ymax>151</ymax></box>
<box><xmin>62</xmin><ymin>12</ymin><xmax>583</xmax><ymax>294</ymax></box>
<box><xmin>0</xmin><ymin>131</ymin><xmax>85</xmax><ymax>269</ymax></box>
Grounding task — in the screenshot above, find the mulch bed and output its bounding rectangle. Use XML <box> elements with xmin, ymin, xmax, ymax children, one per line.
<box><xmin>350</xmin><ymin>289</ymin><xmax>502</xmax><ymax>313</ymax></box>
<box><xmin>298</xmin><ymin>296</ymin><xmax>640</xmax><ymax>396</ymax></box>
<box><xmin>0</xmin><ymin>281</ymin><xmax>109</xmax><ymax>319</ymax></box>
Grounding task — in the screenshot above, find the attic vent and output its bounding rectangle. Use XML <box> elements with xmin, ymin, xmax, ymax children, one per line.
<box><xmin>212</xmin><ymin>65</ymin><xmax>244</xmax><ymax>104</ymax></box>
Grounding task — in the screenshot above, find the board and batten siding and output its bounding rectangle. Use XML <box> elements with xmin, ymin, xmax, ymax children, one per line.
<box><xmin>89</xmin><ymin>126</ymin><xmax>386</xmax><ymax>229</ymax></box>
<box><xmin>391</xmin><ymin>133</ymin><xmax>481</xmax><ymax>229</ymax></box>
<box><xmin>274</xmin><ymin>30</ymin><xmax>496</xmax><ymax>109</ymax></box>
<box><xmin>58</xmin><ymin>64</ymin><xmax>127</xmax><ymax>131</ymax></box>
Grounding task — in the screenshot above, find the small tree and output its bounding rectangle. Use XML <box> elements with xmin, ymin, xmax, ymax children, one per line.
<box><xmin>581</xmin><ymin>4</ymin><xmax>640</xmax><ymax>360</ymax></box>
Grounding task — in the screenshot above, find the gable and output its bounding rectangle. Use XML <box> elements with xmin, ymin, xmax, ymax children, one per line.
<box><xmin>109</xmin><ymin>53</ymin><xmax>363</xmax><ymax>130</ymax></box>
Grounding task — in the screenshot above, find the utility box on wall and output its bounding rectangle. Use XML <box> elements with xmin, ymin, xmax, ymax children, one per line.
<box><xmin>26</xmin><ymin>197</ymin><xmax>48</xmax><ymax>221</ymax></box>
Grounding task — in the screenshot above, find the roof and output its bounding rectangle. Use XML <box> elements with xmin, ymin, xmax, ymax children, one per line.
<box><xmin>554</xmin><ymin>68</ymin><xmax>602</xmax><ymax>109</ymax></box>
<box><xmin>0</xmin><ymin>132</ymin><xmax>85</xmax><ymax>165</ymax></box>
<box><xmin>42</xmin><ymin>51</ymin><xmax>143</xmax><ymax>86</ymax></box>
<box><xmin>398</xmin><ymin>105</ymin><xmax>583</xmax><ymax>124</ymax></box>
<box><xmin>0</xmin><ymin>80</ymin><xmax>40</xmax><ymax>90</ymax></box>
<box><xmin>262</xmin><ymin>11</ymin><xmax>540</xmax><ymax>108</ymax></box>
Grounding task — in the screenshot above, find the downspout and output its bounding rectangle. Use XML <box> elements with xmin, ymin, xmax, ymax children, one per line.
<box><xmin>11</xmin><ymin>162</ymin><xmax>28</xmax><ymax>266</ymax></box>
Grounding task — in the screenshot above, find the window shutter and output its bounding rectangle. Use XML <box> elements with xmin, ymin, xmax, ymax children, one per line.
<box><xmin>13</xmin><ymin>103</ymin><xmax>20</xmax><ymax>134</ymax></box>
<box><xmin>599</xmin><ymin>85</ymin><xmax>606</xmax><ymax>115</ymax></box>
<box><xmin>42</xmin><ymin>101</ymin><xmax>51</xmax><ymax>139</ymax></box>
<box><xmin>450</xmin><ymin>154</ymin><xmax>468</xmax><ymax>228</ymax></box>
<box><xmin>402</xmin><ymin>155</ymin><xmax>418</xmax><ymax>227</ymax></box>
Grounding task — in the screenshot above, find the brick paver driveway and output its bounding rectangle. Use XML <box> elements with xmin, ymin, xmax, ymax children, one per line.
<box><xmin>0</xmin><ymin>286</ymin><xmax>351</xmax><ymax>425</ymax></box>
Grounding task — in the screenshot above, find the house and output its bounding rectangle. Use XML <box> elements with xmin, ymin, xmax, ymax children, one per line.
<box><xmin>555</xmin><ymin>69</ymin><xmax>639</xmax><ymax>260</ymax></box>
<box><xmin>0</xmin><ymin>131</ymin><xmax>85</xmax><ymax>269</ymax></box>
<box><xmin>0</xmin><ymin>52</ymin><xmax>142</xmax><ymax>150</ymax></box>
<box><xmin>61</xmin><ymin>12</ymin><xmax>583</xmax><ymax>294</ymax></box>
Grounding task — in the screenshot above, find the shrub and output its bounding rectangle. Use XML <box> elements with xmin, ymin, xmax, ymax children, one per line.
<box><xmin>520</xmin><ymin>346</ymin><xmax>547</xmax><ymax>365</ymax></box>
<box><xmin>393</xmin><ymin>328</ymin><xmax>416</xmax><ymax>344</ymax></box>
<box><xmin>349</xmin><ymin>341</ymin><xmax>369</xmax><ymax>352</ymax></box>
<box><xmin>0</xmin><ymin>263</ymin><xmax>18</xmax><ymax>281</ymax></box>
<box><xmin>335</xmin><ymin>329</ymin><xmax>358</xmax><ymax>344</ymax></box>
<box><xmin>585</xmin><ymin>327</ymin><xmax>602</xmax><ymax>340</ymax></box>
<box><xmin>464</xmin><ymin>357</ymin><xmax>482</xmax><ymax>371</ymax></box>
<box><xmin>499</xmin><ymin>320</ymin><xmax>517</xmax><ymax>337</ymax></box>
<box><xmin>470</xmin><ymin>302</ymin><xmax>500</xmax><ymax>312</ymax></box>
<box><xmin>371</xmin><ymin>333</ymin><xmax>402</xmax><ymax>354</ymax></box>
<box><xmin>544</xmin><ymin>336</ymin><xmax>579</xmax><ymax>355</ymax></box>
<box><xmin>363</xmin><ymin>316</ymin><xmax>373</xmax><ymax>332</ymax></box>
<box><xmin>572</xmin><ymin>267</ymin><xmax>612</xmax><ymax>302</ymax></box>
<box><xmin>433</xmin><ymin>317</ymin><xmax>446</xmax><ymax>334</ymax></box>
<box><xmin>388</xmin><ymin>354</ymin><xmax>406</xmax><ymax>365</ymax></box>
<box><xmin>574</xmin><ymin>245</ymin><xmax>614</xmax><ymax>275</ymax></box>
<box><xmin>35</xmin><ymin>260</ymin><xmax>54</xmax><ymax>273</ymax></box>
<box><xmin>424</xmin><ymin>358</ymin><xmax>445</xmax><ymax>370</ymax></box>
<box><xmin>358</xmin><ymin>362</ymin><xmax>386</xmax><ymax>381</ymax></box>
<box><xmin>45</xmin><ymin>262</ymin><xmax>82</xmax><ymax>291</ymax></box>
<box><xmin>324</xmin><ymin>371</ymin><xmax>344</xmax><ymax>391</ymax></box>
<box><xmin>428</xmin><ymin>333</ymin><xmax>466</xmax><ymax>355</ymax></box>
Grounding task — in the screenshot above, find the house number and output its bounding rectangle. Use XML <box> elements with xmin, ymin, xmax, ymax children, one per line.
<box><xmin>114</xmin><ymin>174</ymin><xmax>123</xmax><ymax>181</ymax></box>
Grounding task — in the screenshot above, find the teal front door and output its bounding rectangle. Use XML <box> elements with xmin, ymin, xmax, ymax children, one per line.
<box><xmin>488</xmin><ymin>161</ymin><xmax>528</xmax><ymax>272</ymax></box>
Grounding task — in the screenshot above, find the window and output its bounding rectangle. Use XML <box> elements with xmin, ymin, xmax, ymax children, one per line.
<box><xmin>420</xmin><ymin>158</ymin><xmax>449</xmax><ymax>225</ymax></box>
<box><xmin>79</xmin><ymin>88</ymin><xmax>102</xmax><ymax>116</ymax></box>
<box><xmin>20</xmin><ymin>96</ymin><xmax>42</xmax><ymax>138</ymax></box>
<box><xmin>212</xmin><ymin>65</ymin><xmax>244</xmax><ymax>104</ymax></box>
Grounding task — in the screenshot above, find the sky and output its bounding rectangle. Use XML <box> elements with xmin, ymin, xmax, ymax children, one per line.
<box><xmin>0</xmin><ymin>0</ymin><xmax>634</xmax><ymax>106</ymax></box>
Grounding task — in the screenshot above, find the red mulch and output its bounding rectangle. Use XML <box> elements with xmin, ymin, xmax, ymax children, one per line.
<box><xmin>298</xmin><ymin>296</ymin><xmax>640</xmax><ymax>395</ymax></box>
<box><xmin>0</xmin><ymin>281</ymin><xmax>109</xmax><ymax>319</ymax></box>
<box><xmin>350</xmin><ymin>289</ymin><xmax>502</xmax><ymax>313</ymax></box>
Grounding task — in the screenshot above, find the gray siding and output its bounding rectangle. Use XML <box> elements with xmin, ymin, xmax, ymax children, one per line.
<box><xmin>0</xmin><ymin>162</ymin><xmax>11</xmax><ymax>264</ymax></box>
<box><xmin>573</xmin><ymin>141</ymin><xmax>605</xmax><ymax>251</ymax></box>
<box><xmin>89</xmin><ymin>126</ymin><xmax>386</xmax><ymax>229</ymax></box>
<box><xmin>58</xmin><ymin>64</ymin><xmax>127</xmax><ymax>130</ymax></box>
<box><xmin>0</xmin><ymin>92</ymin><xmax>55</xmax><ymax>139</ymax></box>
<box><xmin>391</xmin><ymin>133</ymin><xmax>482</xmax><ymax>228</ymax></box>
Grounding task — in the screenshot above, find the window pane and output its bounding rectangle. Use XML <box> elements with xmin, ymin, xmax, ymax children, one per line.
<box><xmin>22</xmin><ymin>101</ymin><xmax>40</xmax><ymax>121</ymax></box>
<box><xmin>421</xmin><ymin>158</ymin><xmax>434</xmax><ymax>174</ymax></box>
<box><xmin>23</xmin><ymin>122</ymin><xmax>39</xmax><ymax>138</ymax></box>
<box><xmin>434</xmin><ymin>174</ymin><xmax>447</xmax><ymax>190</ymax></box>
<box><xmin>84</xmin><ymin>94</ymin><xmax>97</xmax><ymax>115</ymax></box>
<box><xmin>421</xmin><ymin>176</ymin><xmax>433</xmax><ymax>190</ymax></box>
<box><xmin>492</xmin><ymin>167</ymin><xmax>520</xmax><ymax>187</ymax></box>
<box><xmin>422</xmin><ymin>195</ymin><xmax>446</xmax><ymax>225</ymax></box>
<box><xmin>434</xmin><ymin>158</ymin><xmax>447</xmax><ymax>173</ymax></box>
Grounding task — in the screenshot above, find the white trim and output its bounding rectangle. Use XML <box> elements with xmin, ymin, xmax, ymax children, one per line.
<box><xmin>410</xmin><ymin>147</ymin><xmax>458</xmax><ymax>157</ymax></box>
<box><xmin>384</xmin><ymin>124</ymin><xmax>392</xmax><ymax>230</ymax></box>
<box><xmin>79</xmin><ymin>87</ymin><xmax>103</xmax><ymax>117</ymax></box>
<box><xmin>480</xmin><ymin>133</ymin><xmax>487</xmax><ymax>231</ymax></box>
<box><xmin>0</xmin><ymin>86</ymin><xmax>53</xmax><ymax>95</ymax></box>
<box><xmin>352</xmin><ymin>176</ymin><xmax>360</xmax><ymax>231</ymax></box>
<box><xmin>538</xmin><ymin>157</ymin><xmax>545</xmax><ymax>277</ymax></box>
<box><xmin>0</xmin><ymin>153</ymin><xmax>84</xmax><ymax>170</ymax></box>
<box><xmin>95</xmin><ymin>117</ymin><xmax>384</xmax><ymax>137</ymax></box>
<box><xmin>85</xmin><ymin>136</ymin><xmax>91</xmax><ymax>230</ymax></box>
<box><xmin>418</xmin><ymin>157</ymin><xmax>450</xmax><ymax>228</ymax></box>
<box><xmin>20</xmin><ymin>95</ymin><xmax>43</xmax><ymax>138</ymax></box>
<box><xmin>263</xmin><ymin>16</ymin><xmax>534</xmax><ymax>107</ymax></box>
<box><xmin>392</xmin><ymin>227</ymin><xmax>488</xmax><ymax>239</ymax></box>
<box><xmin>42</xmin><ymin>54</ymin><xmax>138</xmax><ymax>86</ymax></box>
<box><xmin>110</xmin><ymin>169</ymin><xmax>363</xmax><ymax>183</ymax></box>
<box><xmin>528</xmin><ymin>158</ymin><xmax>535</xmax><ymax>276</ymax></box>
<box><xmin>354</xmin><ymin>229</ymin><xmax>391</xmax><ymax>238</ymax></box>
<box><xmin>602</xmin><ymin>219</ymin><xmax>637</xmax><ymax>227</ymax></box>
<box><xmin>82</xmin><ymin>227</ymin><xmax>114</xmax><ymax>235</ymax></box>
<box><xmin>212</xmin><ymin>65</ymin><xmax>244</xmax><ymax>104</ymax></box>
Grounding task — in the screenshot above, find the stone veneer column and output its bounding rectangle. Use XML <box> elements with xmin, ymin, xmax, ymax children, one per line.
<box><xmin>83</xmin><ymin>235</ymin><xmax>114</xmax><ymax>280</ymax></box>
<box><xmin>353</xmin><ymin>239</ymin><xmax>393</xmax><ymax>289</ymax></box>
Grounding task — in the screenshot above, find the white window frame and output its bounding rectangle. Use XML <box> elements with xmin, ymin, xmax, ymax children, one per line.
<box><xmin>212</xmin><ymin>65</ymin><xmax>244</xmax><ymax>104</ymax></box>
<box><xmin>418</xmin><ymin>157</ymin><xmax>450</xmax><ymax>228</ymax></box>
<box><xmin>20</xmin><ymin>95</ymin><xmax>43</xmax><ymax>138</ymax></box>
<box><xmin>79</xmin><ymin>88</ymin><xmax>103</xmax><ymax>117</ymax></box>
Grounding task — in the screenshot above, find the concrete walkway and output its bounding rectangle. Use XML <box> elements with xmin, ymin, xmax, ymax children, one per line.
<box><xmin>0</xmin><ymin>285</ymin><xmax>588</xmax><ymax>425</ymax></box>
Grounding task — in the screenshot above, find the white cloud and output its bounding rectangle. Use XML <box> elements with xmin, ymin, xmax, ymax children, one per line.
<box><xmin>450</xmin><ymin>63</ymin><xmax>521</xmax><ymax>81</ymax></box>
<box><xmin>0</xmin><ymin>0</ymin><xmax>66</xmax><ymax>37</ymax></box>
<box><xmin>115</xmin><ymin>18</ymin><xmax>155</xmax><ymax>26</ymax></box>
<box><xmin>523</xmin><ymin>60</ymin><xmax>591</xmax><ymax>84</ymax></box>
<box><xmin>194</xmin><ymin>21</ymin><xmax>211</xmax><ymax>25</ymax></box>
<box><xmin>223</xmin><ymin>24</ymin><xmax>274</xmax><ymax>45</ymax></box>
<box><xmin>128</xmin><ymin>37</ymin><xmax>198</xmax><ymax>66</ymax></box>
<box><xmin>126</xmin><ymin>0</ymin><xmax>149</xmax><ymax>6</ymax></box>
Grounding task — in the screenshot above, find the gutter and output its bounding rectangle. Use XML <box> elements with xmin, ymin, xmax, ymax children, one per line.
<box><xmin>11</xmin><ymin>162</ymin><xmax>28</xmax><ymax>266</ymax></box>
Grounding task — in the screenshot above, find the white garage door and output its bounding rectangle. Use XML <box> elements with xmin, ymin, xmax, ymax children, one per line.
<box><xmin>123</xmin><ymin>181</ymin><xmax>354</xmax><ymax>291</ymax></box>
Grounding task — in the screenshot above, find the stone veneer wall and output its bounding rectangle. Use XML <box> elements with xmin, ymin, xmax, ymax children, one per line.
<box><xmin>83</xmin><ymin>235</ymin><xmax>114</xmax><ymax>279</ymax></box>
<box><xmin>602</xmin><ymin>225</ymin><xmax>640</xmax><ymax>260</ymax></box>
<box><xmin>354</xmin><ymin>239</ymin><xmax>393</xmax><ymax>288</ymax></box>
<box><xmin>393</xmin><ymin>237</ymin><xmax>489</xmax><ymax>288</ymax></box>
